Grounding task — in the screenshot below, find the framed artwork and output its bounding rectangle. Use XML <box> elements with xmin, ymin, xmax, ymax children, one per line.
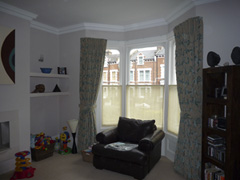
<box><xmin>58</xmin><ymin>67</ymin><xmax>67</xmax><ymax>74</ymax></box>
<box><xmin>0</xmin><ymin>26</ymin><xmax>15</xmax><ymax>84</ymax></box>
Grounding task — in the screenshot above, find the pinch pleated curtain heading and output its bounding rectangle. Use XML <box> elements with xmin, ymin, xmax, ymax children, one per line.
<box><xmin>173</xmin><ymin>17</ymin><xmax>203</xmax><ymax>180</ymax></box>
<box><xmin>77</xmin><ymin>38</ymin><xmax>107</xmax><ymax>151</ymax></box>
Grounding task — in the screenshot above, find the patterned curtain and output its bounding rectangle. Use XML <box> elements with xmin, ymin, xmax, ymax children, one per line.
<box><xmin>77</xmin><ymin>38</ymin><xmax>107</xmax><ymax>151</ymax></box>
<box><xmin>173</xmin><ymin>17</ymin><xmax>203</xmax><ymax>179</ymax></box>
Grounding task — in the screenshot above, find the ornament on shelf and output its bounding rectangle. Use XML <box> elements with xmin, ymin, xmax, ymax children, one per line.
<box><xmin>32</xmin><ymin>84</ymin><xmax>45</xmax><ymax>93</ymax></box>
<box><xmin>53</xmin><ymin>84</ymin><xmax>61</xmax><ymax>92</ymax></box>
<box><xmin>231</xmin><ymin>46</ymin><xmax>240</xmax><ymax>65</ymax></box>
<box><xmin>207</xmin><ymin>51</ymin><xmax>221</xmax><ymax>67</ymax></box>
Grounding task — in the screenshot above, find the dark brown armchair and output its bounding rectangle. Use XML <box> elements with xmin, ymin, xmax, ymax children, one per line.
<box><xmin>92</xmin><ymin>117</ymin><xmax>165</xmax><ymax>179</ymax></box>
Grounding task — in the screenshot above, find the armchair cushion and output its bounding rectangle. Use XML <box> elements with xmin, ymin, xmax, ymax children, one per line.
<box><xmin>138</xmin><ymin>129</ymin><xmax>165</xmax><ymax>152</ymax></box>
<box><xmin>117</xmin><ymin>117</ymin><xmax>156</xmax><ymax>143</ymax></box>
<box><xmin>92</xmin><ymin>143</ymin><xmax>147</xmax><ymax>165</ymax></box>
<box><xmin>96</xmin><ymin>127</ymin><xmax>118</xmax><ymax>144</ymax></box>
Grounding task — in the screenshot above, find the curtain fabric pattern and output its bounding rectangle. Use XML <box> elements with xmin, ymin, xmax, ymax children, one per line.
<box><xmin>173</xmin><ymin>17</ymin><xmax>203</xmax><ymax>179</ymax></box>
<box><xmin>77</xmin><ymin>38</ymin><xmax>107</xmax><ymax>151</ymax></box>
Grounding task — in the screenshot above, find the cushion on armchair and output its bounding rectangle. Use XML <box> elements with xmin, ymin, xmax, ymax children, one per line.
<box><xmin>138</xmin><ymin>129</ymin><xmax>165</xmax><ymax>151</ymax></box>
<box><xmin>117</xmin><ymin>117</ymin><xmax>156</xmax><ymax>143</ymax></box>
<box><xmin>96</xmin><ymin>127</ymin><xmax>118</xmax><ymax>144</ymax></box>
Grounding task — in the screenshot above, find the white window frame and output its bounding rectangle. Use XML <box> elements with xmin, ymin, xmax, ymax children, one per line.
<box><xmin>137</xmin><ymin>68</ymin><xmax>152</xmax><ymax>82</ymax></box>
<box><xmin>110</xmin><ymin>70</ymin><xmax>118</xmax><ymax>82</ymax></box>
<box><xmin>137</xmin><ymin>54</ymin><xmax>144</xmax><ymax>65</ymax></box>
<box><xmin>145</xmin><ymin>69</ymin><xmax>151</xmax><ymax>81</ymax></box>
<box><xmin>130</xmin><ymin>69</ymin><xmax>135</xmax><ymax>82</ymax></box>
<box><xmin>103</xmin><ymin>70</ymin><xmax>108</xmax><ymax>82</ymax></box>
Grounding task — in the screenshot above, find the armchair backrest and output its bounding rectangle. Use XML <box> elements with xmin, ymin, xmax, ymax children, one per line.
<box><xmin>117</xmin><ymin>117</ymin><xmax>156</xmax><ymax>143</ymax></box>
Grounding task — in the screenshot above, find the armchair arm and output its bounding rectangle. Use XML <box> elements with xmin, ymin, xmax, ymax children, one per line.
<box><xmin>96</xmin><ymin>127</ymin><xmax>118</xmax><ymax>144</ymax></box>
<box><xmin>138</xmin><ymin>129</ymin><xmax>165</xmax><ymax>152</ymax></box>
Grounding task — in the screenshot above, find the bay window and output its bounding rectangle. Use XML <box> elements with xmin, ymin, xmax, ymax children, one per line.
<box><xmin>100</xmin><ymin>40</ymin><xmax>180</xmax><ymax>135</ymax></box>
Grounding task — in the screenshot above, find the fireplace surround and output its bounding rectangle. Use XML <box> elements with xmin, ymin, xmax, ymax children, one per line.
<box><xmin>0</xmin><ymin>110</ymin><xmax>19</xmax><ymax>162</ymax></box>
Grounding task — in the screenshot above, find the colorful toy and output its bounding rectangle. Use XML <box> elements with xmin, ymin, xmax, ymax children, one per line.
<box><xmin>11</xmin><ymin>151</ymin><xmax>35</xmax><ymax>180</ymax></box>
<box><xmin>59</xmin><ymin>126</ymin><xmax>71</xmax><ymax>155</ymax></box>
<box><xmin>30</xmin><ymin>134</ymin><xmax>36</xmax><ymax>149</ymax></box>
<box><xmin>54</xmin><ymin>137</ymin><xmax>60</xmax><ymax>151</ymax></box>
<box><xmin>34</xmin><ymin>132</ymin><xmax>55</xmax><ymax>151</ymax></box>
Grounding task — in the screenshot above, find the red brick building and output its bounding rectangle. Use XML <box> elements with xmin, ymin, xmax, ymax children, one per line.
<box><xmin>103</xmin><ymin>46</ymin><xmax>165</xmax><ymax>85</ymax></box>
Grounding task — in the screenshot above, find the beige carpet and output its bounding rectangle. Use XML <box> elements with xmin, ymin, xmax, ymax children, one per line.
<box><xmin>0</xmin><ymin>153</ymin><xmax>185</xmax><ymax>180</ymax></box>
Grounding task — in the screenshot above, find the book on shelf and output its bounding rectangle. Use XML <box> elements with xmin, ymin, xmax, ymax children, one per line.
<box><xmin>208</xmin><ymin>116</ymin><xmax>226</xmax><ymax>131</ymax></box>
<box><xmin>207</xmin><ymin>145</ymin><xmax>226</xmax><ymax>162</ymax></box>
<box><xmin>204</xmin><ymin>165</ymin><xmax>225</xmax><ymax>180</ymax></box>
<box><xmin>207</xmin><ymin>135</ymin><xmax>224</xmax><ymax>142</ymax></box>
<box><xmin>207</xmin><ymin>136</ymin><xmax>225</xmax><ymax>146</ymax></box>
<box><xmin>208</xmin><ymin>141</ymin><xmax>224</xmax><ymax>147</ymax></box>
<box><xmin>207</xmin><ymin>135</ymin><xmax>226</xmax><ymax>162</ymax></box>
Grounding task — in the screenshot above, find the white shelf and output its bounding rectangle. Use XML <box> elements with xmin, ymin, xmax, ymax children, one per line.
<box><xmin>30</xmin><ymin>72</ymin><xmax>69</xmax><ymax>78</ymax></box>
<box><xmin>30</xmin><ymin>92</ymin><xmax>69</xmax><ymax>97</ymax></box>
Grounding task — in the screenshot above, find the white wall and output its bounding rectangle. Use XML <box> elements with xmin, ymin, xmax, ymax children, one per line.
<box><xmin>0</xmin><ymin>12</ymin><xmax>31</xmax><ymax>174</ymax></box>
<box><xmin>30</xmin><ymin>28</ymin><xmax>60</xmax><ymax>73</ymax></box>
<box><xmin>196</xmin><ymin>0</ymin><xmax>240</xmax><ymax>68</ymax></box>
<box><xmin>58</xmin><ymin>31</ymin><xmax>85</xmax><ymax>129</ymax></box>
<box><xmin>30</xmin><ymin>28</ymin><xmax>61</xmax><ymax>137</ymax></box>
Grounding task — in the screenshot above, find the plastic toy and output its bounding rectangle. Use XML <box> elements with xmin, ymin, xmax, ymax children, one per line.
<box><xmin>59</xmin><ymin>126</ymin><xmax>71</xmax><ymax>155</ymax></box>
<box><xmin>54</xmin><ymin>137</ymin><xmax>60</xmax><ymax>151</ymax></box>
<box><xmin>11</xmin><ymin>151</ymin><xmax>35</xmax><ymax>180</ymax></box>
<box><xmin>30</xmin><ymin>134</ymin><xmax>36</xmax><ymax>149</ymax></box>
<box><xmin>34</xmin><ymin>132</ymin><xmax>54</xmax><ymax>151</ymax></box>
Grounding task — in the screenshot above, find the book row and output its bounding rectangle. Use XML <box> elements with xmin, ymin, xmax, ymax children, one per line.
<box><xmin>208</xmin><ymin>117</ymin><xmax>226</xmax><ymax>131</ymax></box>
<box><xmin>207</xmin><ymin>145</ymin><xmax>226</xmax><ymax>162</ymax></box>
<box><xmin>204</xmin><ymin>167</ymin><xmax>225</xmax><ymax>180</ymax></box>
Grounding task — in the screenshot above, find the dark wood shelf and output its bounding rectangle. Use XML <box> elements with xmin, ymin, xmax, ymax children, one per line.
<box><xmin>204</xmin><ymin>156</ymin><xmax>225</xmax><ymax>170</ymax></box>
<box><xmin>206</xmin><ymin>128</ymin><xmax>226</xmax><ymax>137</ymax></box>
<box><xmin>205</xmin><ymin>97</ymin><xmax>228</xmax><ymax>105</ymax></box>
<box><xmin>202</xmin><ymin>65</ymin><xmax>240</xmax><ymax>180</ymax></box>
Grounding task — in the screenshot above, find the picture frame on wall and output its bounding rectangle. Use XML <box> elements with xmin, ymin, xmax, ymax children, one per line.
<box><xmin>0</xmin><ymin>26</ymin><xmax>15</xmax><ymax>84</ymax></box>
<box><xmin>58</xmin><ymin>67</ymin><xmax>67</xmax><ymax>74</ymax></box>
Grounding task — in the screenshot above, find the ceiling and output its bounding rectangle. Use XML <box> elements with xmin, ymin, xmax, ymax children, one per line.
<box><xmin>0</xmin><ymin>0</ymin><xmax>198</xmax><ymax>29</ymax></box>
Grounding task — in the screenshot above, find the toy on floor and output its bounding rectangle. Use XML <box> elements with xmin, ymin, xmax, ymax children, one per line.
<box><xmin>11</xmin><ymin>151</ymin><xmax>36</xmax><ymax>180</ymax></box>
<box><xmin>34</xmin><ymin>132</ymin><xmax>54</xmax><ymax>151</ymax></box>
<box><xmin>54</xmin><ymin>137</ymin><xmax>60</xmax><ymax>152</ymax></box>
<box><xmin>59</xmin><ymin>126</ymin><xmax>71</xmax><ymax>155</ymax></box>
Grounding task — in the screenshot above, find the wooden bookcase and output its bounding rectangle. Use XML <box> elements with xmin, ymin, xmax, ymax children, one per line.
<box><xmin>202</xmin><ymin>66</ymin><xmax>240</xmax><ymax>180</ymax></box>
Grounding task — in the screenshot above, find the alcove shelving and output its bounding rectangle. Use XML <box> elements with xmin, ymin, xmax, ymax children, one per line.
<box><xmin>30</xmin><ymin>72</ymin><xmax>69</xmax><ymax>97</ymax></box>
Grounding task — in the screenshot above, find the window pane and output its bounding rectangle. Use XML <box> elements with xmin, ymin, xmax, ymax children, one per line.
<box><xmin>128</xmin><ymin>46</ymin><xmax>165</xmax><ymax>128</ymax></box>
<box><xmin>167</xmin><ymin>40</ymin><xmax>180</xmax><ymax>135</ymax></box>
<box><xmin>145</xmin><ymin>70</ymin><xmax>150</xmax><ymax>81</ymax></box>
<box><xmin>168</xmin><ymin>85</ymin><xmax>181</xmax><ymax>134</ymax></box>
<box><xmin>102</xmin><ymin>49</ymin><xmax>121</xmax><ymax>126</ymax></box>
<box><xmin>103</xmin><ymin>71</ymin><xmax>107</xmax><ymax>82</ymax></box>
<box><xmin>139</xmin><ymin>70</ymin><xmax>144</xmax><ymax>81</ymax></box>
<box><xmin>111</xmin><ymin>71</ymin><xmax>117</xmax><ymax>82</ymax></box>
<box><xmin>102</xmin><ymin>85</ymin><xmax>122</xmax><ymax>126</ymax></box>
<box><xmin>126</xmin><ymin>85</ymin><xmax>164</xmax><ymax>128</ymax></box>
<box><xmin>138</xmin><ymin>56</ymin><xmax>144</xmax><ymax>65</ymax></box>
<box><xmin>103</xmin><ymin>49</ymin><xmax>120</xmax><ymax>85</ymax></box>
<box><xmin>129</xmin><ymin>46</ymin><xmax>165</xmax><ymax>85</ymax></box>
<box><xmin>130</xmin><ymin>71</ymin><xmax>134</xmax><ymax>81</ymax></box>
